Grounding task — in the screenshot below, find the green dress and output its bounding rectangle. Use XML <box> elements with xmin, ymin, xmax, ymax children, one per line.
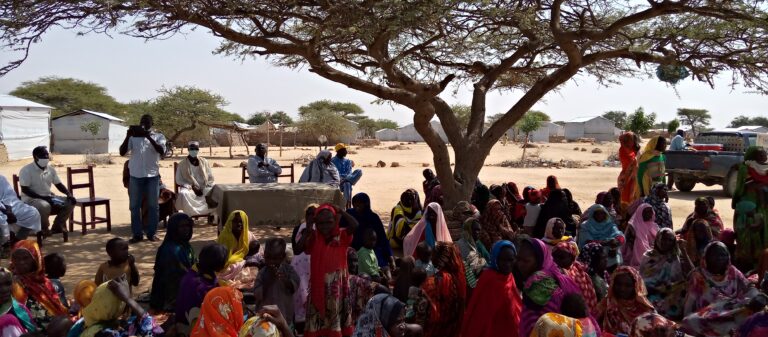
<box><xmin>637</xmin><ymin>153</ymin><xmax>666</xmax><ymax>197</ymax></box>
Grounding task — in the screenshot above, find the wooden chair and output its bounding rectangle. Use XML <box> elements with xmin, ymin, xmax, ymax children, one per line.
<box><xmin>11</xmin><ymin>175</ymin><xmax>65</xmax><ymax>245</ymax></box>
<box><xmin>241</xmin><ymin>163</ymin><xmax>295</xmax><ymax>183</ymax></box>
<box><xmin>173</xmin><ymin>162</ymin><xmax>214</xmax><ymax>224</ymax></box>
<box><xmin>67</xmin><ymin>166</ymin><xmax>111</xmax><ymax>235</ymax></box>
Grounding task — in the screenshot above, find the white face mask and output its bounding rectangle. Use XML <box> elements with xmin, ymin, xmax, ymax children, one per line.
<box><xmin>36</xmin><ymin>158</ymin><xmax>49</xmax><ymax>167</ymax></box>
<box><xmin>188</xmin><ymin>150</ymin><xmax>199</xmax><ymax>158</ymax></box>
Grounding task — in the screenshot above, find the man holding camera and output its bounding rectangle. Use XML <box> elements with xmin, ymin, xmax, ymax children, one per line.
<box><xmin>19</xmin><ymin>146</ymin><xmax>75</xmax><ymax>237</ymax></box>
<box><xmin>120</xmin><ymin>114</ymin><xmax>166</xmax><ymax>243</ymax></box>
<box><xmin>247</xmin><ymin>143</ymin><xmax>282</xmax><ymax>183</ymax></box>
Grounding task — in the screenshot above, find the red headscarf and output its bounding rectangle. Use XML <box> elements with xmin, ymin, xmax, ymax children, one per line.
<box><xmin>308</xmin><ymin>204</ymin><xmax>351</xmax><ymax>315</ymax></box>
<box><xmin>10</xmin><ymin>240</ymin><xmax>68</xmax><ymax>316</ymax></box>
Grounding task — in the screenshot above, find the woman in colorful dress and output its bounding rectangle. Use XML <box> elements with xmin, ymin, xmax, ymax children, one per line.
<box><xmin>578</xmin><ymin>204</ymin><xmax>625</xmax><ymax>269</ymax></box>
<box><xmin>455</xmin><ymin>218</ymin><xmax>488</xmax><ymax>292</ymax></box>
<box><xmin>621</xmin><ymin>203</ymin><xmax>658</xmax><ymax>267</ymax></box>
<box><xmin>733</xmin><ymin>147</ymin><xmax>768</xmax><ymax>270</ymax></box>
<box><xmin>0</xmin><ymin>268</ymin><xmax>37</xmax><ymax>337</ymax></box>
<box><xmin>9</xmin><ymin>241</ymin><xmax>67</xmax><ymax>327</ymax></box>
<box><xmin>636</xmin><ymin>136</ymin><xmax>667</xmax><ymax>197</ymax></box>
<box><xmin>618</xmin><ymin>131</ymin><xmax>641</xmax><ymax>209</ymax></box>
<box><xmin>578</xmin><ymin>242</ymin><xmax>609</xmax><ymax>303</ymax></box>
<box><xmin>596</xmin><ymin>266</ymin><xmax>655</xmax><ymax>336</ymax></box>
<box><xmin>150</xmin><ymin>212</ymin><xmax>196</xmax><ymax>312</ymax></box>
<box><xmin>553</xmin><ymin>241</ymin><xmax>599</xmax><ymax>316</ymax></box>
<box><xmin>685</xmin><ymin>219</ymin><xmax>714</xmax><ymax>267</ymax></box>
<box><xmin>629</xmin><ymin>313</ymin><xmax>678</xmax><ymax>337</ymax></box>
<box><xmin>542</xmin><ymin>217</ymin><xmax>572</xmax><ymax>252</ymax></box>
<box><xmin>517</xmin><ymin>238</ymin><xmax>582</xmax><ymax>337</ymax></box>
<box><xmin>682</xmin><ymin>241</ymin><xmax>762</xmax><ymax>337</ymax></box>
<box><xmin>421</xmin><ymin>242</ymin><xmax>466</xmax><ymax>337</ymax></box>
<box><xmin>294</xmin><ymin>204</ymin><xmax>358</xmax><ymax>337</ymax></box>
<box><xmin>680</xmin><ymin>197</ymin><xmax>724</xmax><ymax>238</ymax></box>
<box><xmin>387</xmin><ymin>189</ymin><xmax>423</xmax><ymax>249</ymax></box>
<box><xmin>403</xmin><ymin>202</ymin><xmax>451</xmax><ymax>258</ymax></box>
<box><xmin>461</xmin><ymin>240</ymin><xmax>521</xmax><ymax>337</ymax></box>
<box><xmin>643</xmin><ymin>183</ymin><xmax>673</xmax><ymax>229</ymax></box>
<box><xmin>638</xmin><ymin>228</ymin><xmax>693</xmax><ymax>320</ymax></box>
<box><xmin>217</xmin><ymin>210</ymin><xmax>258</xmax><ymax>288</ymax></box>
<box><xmin>478</xmin><ymin>199</ymin><xmax>515</xmax><ymax>249</ymax></box>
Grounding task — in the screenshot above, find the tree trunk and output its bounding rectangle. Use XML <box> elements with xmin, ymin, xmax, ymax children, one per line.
<box><xmin>521</xmin><ymin>133</ymin><xmax>529</xmax><ymax>162</ymax></box>
<box><xmin>168</xmin><ymin>120</ymin><xmax>198</xmax><ymax>143</ymax></box>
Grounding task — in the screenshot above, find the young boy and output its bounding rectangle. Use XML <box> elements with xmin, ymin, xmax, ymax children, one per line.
<box><xmin>44</xmin><ymin>253</ymin><xmax>69</xmax><ymax>307</ymax></box>
<box><xmin>523</xmin><ymin>189</ymin><xmax>542</xmax><ymax>235</ymax></box>
<box><xmin>95</xmin><ymin>237</ymin><xmax>139</xmax><ymax>292</ymax></box>
<box><xmin>357</xmin><ymin>228</ymin><xmax>382</xmax><ymax>280</ymax></box>
<box><xmin>254</xmin><ymin>238</ymin><xmax>300</xmax><ymax>327</ymax></box>
<box><xmin>414</xmin><ymin>242</ymin><xmax>436</xmax><ymax>277</ymax></box>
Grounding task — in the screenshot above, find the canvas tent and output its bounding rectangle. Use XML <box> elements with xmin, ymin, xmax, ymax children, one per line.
<box><xmin>396</xmin><ymin>120</ymin><xmax>449</xmax><ymax>143</ymax></box>
<box><xmin>564</xmin><ymin>116</ymin><xmax>618</xmax><ymax>141</ymax></box>
<box><xmin>0</xmin><ymin>95</ymin><xmax>52</xmax><ymax>162</ymax></box>
<box><xmin>375</xmin><ymin>128</ymin><xmax>398</xmax><ymax>141</ymax></box>
<box><xmin>507</xmin><ymin>121</ymin><xmax>564</xmax><ymax>142</ymax></box>
<box><xmin>52</xmin><ymin>109</ymin><xmax>128</xmax><ymax>154</ymax></box>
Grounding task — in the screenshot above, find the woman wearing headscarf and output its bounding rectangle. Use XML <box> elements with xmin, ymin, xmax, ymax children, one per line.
<box><xmin>618</xmin><ymin>132</ymin><xmax>641</xmax><ymax>209</ymax></box>
<box><xmin>456</xmin><ymin>218</ymin><xmax>488</xmax><ymax>290</ymax></box>
<box><xmin>0</xmin><ymin>268</ymin><xmax>36</xmax><ymax>336</ymax></box>
<box><xmin>636</xmin><ymin>136</ymin><xmax>668</xmax><ymax>197</ymax></box>
<box><xmin>489</xmin><ymin>184</ymin><xmax>511</xmax><ymax>218</ymax></box>
<box><xmin>541</xmin><ymin>175</ymin><xmax>561</xmax><ymax>199</ymax></box>
<box><xmin>685</xmin><ymin>219</ymin><xmax>714</xmax><ymax>267</ymax></box>
<box><xmin>299</xmin><ymin>150</ymin><xmax>340</xmax><ymax>187</ymax></box>
<box><xmin>542</xmin><ymin>217</ymin><xmax>572</xmax><ymax>252</ymax></box>
<box><xmin>621</xmin><ymin>203</ymin><xmax>659</xmax><ymax>267</ymax></box>
<box><xmin>682</xmin><ymin>241</ymin><xmax>762</xmax><ymax>337</ymax></box>
<box><xmin>421</xmin><ymin>242</ymin><xmax>466</xmax><ymax>337</ymax></box>
<box><xmin>513</xmin><ymin>186</ymin><xmax>535</xmax><ymax>226</ymax></box>
<box><xmin>446</xmin><ymin>201</ymin><xmax>479</xmax><ymax>242</ymax></box>
<box><xmin>352</xmin><ymin>293</ymin><xmax>407</xmax><ymax>337</ymax></box>
<box><xmin>150</xmin><ymin>212</ymin><xmax>196</xmax><ymax>312</ymax></box>
<box><xmin>591</xmin><ymin>191</ymin><xmax>618</xmax><ymax>221</ymax></box>
<box><xmin>9</xmin><ymin>241</ymin><xmax>67</xmax><ymax>326</ymax></box>
<box><xmin>403</xmin><ymin>202</ymin><xmax>451</xmax><ymax>258</ymax></box>
<box><xmin>478</xmin><ymin>199</ymin><xmax>515</xmax><ymax>249</ymax></box>
<box><xmin>190</xmin><ymin>286</ymin><xmax>244</xmax><ymax>337</ymax></box>
<box><xmin>681</xmin><ymin>197</ymin><xmax>724</xmax><ymax>238</ymax></box>
<box><xmin>596</xmin><ymin>266</ymin><xmax>656</xmax><ymax>335</ymax></box>
<box><xmin>294</xmin><ymin>204</ymin><xmax>359</xmax><ymax>337</ymax></box>
<box><xmin>643</xmin><ymin>183</ymin><xmax>673</xmax><ymax>229</ymax></box>
<box><xmin>387</xmin><ymin>189</ymin><xmax>423</xmax><ymax>249</ymax></box>
<box><xmin>217</xmin><ymin>210</ymin><xmax>258</xmax><ymax>287</ymax></box>
<box><xmin>536</xmin><ymin>189</ymin><xmax>577</xmax><ymax>237</ymax></box>
<box><xmin>578</xmin><ymin>204</ymin><xmax>625</xmax><ymax>268</ymax></box>
<box><xmin>629</xmin><ymin>313</ymin><xmax>679</xmax><ymax>337</ymax></box>
<box><xmin>638</xmin><ymin>228</ymin><xmax>692</xmax><ymax>320</ymax></box>
<box><xmin>553</xmin><ymin>241</ymin><xmax>599</xmax><ymax>316</ymax></box>
<box><xmin>349</xmin><ymin>193</ymin><xmax>395</xmax><ymax>273</ymax></box>
<box><xmin>578</xmin><ymin>242</ymin><xmax>609</xmax><ymax>302</ymax></box>
<box><xmin>516</xmin><ymin>238</ymin><xmax>582</xmax><ymax>337</ymax></box>
<box><xmin>562</xmin><ymin>188</ymin><xmax>582</xmax><ymax>218</ymax></box>
<box><xmin>461</xmin><ymin>240</ymin><xmax>521</xmax><ymax>337</ymax></box>
<box><xmin>504</xmin><ymin>182</ymin><xmax>523</xmax><ymax>204</ymax></box>
<box><xmin>175</xmin><ymin>243</ymin><xmax>228</xmax><ymax>336</ymax></box>
<box><xmin>471</xmin><ymin>183</ymin><xmax>491</xmax><ymax>214</ymax></box>
<box><xmin>733</xmin><ymin>147</ymin><xmax>768</xmax><ymax>268</ymax></box>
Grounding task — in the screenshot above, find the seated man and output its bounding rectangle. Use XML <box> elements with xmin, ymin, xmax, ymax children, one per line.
<box><xmin>331</xmin><ymin>143</ymin><xmax>363</xmax><ymax>209</ymax></box>
<box><xmin>299</xmin><ymin>150</ymin><xmax>340</xmax><ymax>187</ymax></box>
<box><xmin>19</xmin><ymin>146</ymin><xmax>75</xmax><ymax>236</ymax></box>
<box><xmin>247</xmin><ymin>143</ymin><xmax>282</xmax><ymax>183</ymax></box>
<box><xmin>0</xmin><ymin>174</ymin><xmax>41</xmax><ymax>244</ymax></box>
<box><xmin>175</xmin><ymin>141</ymin><xmax>215</xmax><ymax>216</ymax></box>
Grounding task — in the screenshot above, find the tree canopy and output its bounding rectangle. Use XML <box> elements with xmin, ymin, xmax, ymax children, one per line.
<box><xmin>677</xmin><ymin>108</ymin><xmax>711</xmax><ymax>136</ymax></box>
<box><xmin>151</xmin><ymin>86</ymin><xmax>237</xmax><ymax>143</ymax></box>
<box><xmin>667</xmin><ymin>119</ymin><xmax>681</xmax><ymax>134</ymax></box>
<box><xmin>602</xmin><ymin>111</ymin><xmax>628</xmax><ymax>129</ymax></box>
<box><xmin>3</xmin><ymin>1</ymin><xmax>768</xmax><ymax>205</ymax></box>
<box><xmin>10</xmin><ymin>76</ymin><xmax>124</xmax><ymax>117</ymax></box>
<box><xmin>247</xmin><ymin>111</ymin><xmax>294</xmax><ymax>126</ymax></box>
<box><xmin>729</xmin><ymin>115</ymin><xmax>768</xmax><ymax>128</ymax></box>
<box><xmin>298</xmin><ymin>100</ymin><xmax>365</xmax><ymax>121</ymax></box>
<box><xmin>625</xmin><ymin>107</ymin><xmax>656</xmax><ymax>135</ymax></box>
<box><xmin>298</xmin><ymin>108</ymin><xmax>355</xmax><ymax>142</ymax></box>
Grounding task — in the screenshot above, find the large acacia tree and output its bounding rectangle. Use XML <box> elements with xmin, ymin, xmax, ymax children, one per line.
<box><xmin>3</xmin><ymin>1</ymin><xmax>768</xmax><ymax>206</ymax></box>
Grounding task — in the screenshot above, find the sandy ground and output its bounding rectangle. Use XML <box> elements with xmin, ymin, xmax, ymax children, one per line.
<box><xmin>0</xmin><ymin>141</ymin><xmax>733</xmax><ymax>299</ymax></box>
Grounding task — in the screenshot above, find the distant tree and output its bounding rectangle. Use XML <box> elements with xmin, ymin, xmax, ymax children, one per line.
<box><xmin>374</xmin><ymin>119</ymin><xmax>399</xmax><ymax>130</ymax></box>
<box><xmin>357</xmin><ymin>118</ymin><xmax>378</xmax><ymax>138</ymax></box>
<box><xmin>667</xmin><ymin>119</ymin><xmax>681</xmax><ymax>134</ymax></box>
<box><xmin>151</xmin><ymin>86</ymin><xmax>236</xmax><ymax>143</ymax></box>
<box><xmin>122</xmin><ymin>100</ymin><xmax>153</xmax><ymax>124</ymax></box>
<box><xmin>625</xmin><ymin>107</ymin><xmax>656</xmax><ymax>135</ymax></box>
<box><xmin>602</xmin><ymin>111</ymin><xmax>628</xmax><ymax>128</ymax></box>
<box><xmin>729</xmin><ymin>115</ymin><xmax>768</xmax><ymax>128</ymax></box>
<box><xmin>271</xmin><ymin>111</ymin><xmax>294</xmax><ymax>125</ymax></box>
<box><xmin>298</xmin><ymin>108</ymin><xmax>355</xmax><ymax>142</ymax></box>
<box><xmin>10</xmin><ymin>76</ymin><xmax>124</xmax><ymax>117</ymax></box>
<box><xmin>298</xmin><ymin>100</ymin><xmax>365</xmax><ymax>121</ymax></box>
<box><xmin>247</xmin><ymin>110</ymin><xmax>291</xmax><ymax>125</ymax></box>
<box><xmin>517</xmin><ymin>114</ymin><xmax>543</xmax><ymax>161</ymax></box>
<box><xmin>451</xmin><ymin>104</ymin><xmax>472</xmax><ymax>132</ymax></box>
<box><xmin>527</xmin><ymin>111</ymin><xmax>551</xmax><ymax>122</ymax></box>
<box><xmin>677</xmin><ymin>108</ymin><xmax>711</xmax><ymax>136</ymax></box>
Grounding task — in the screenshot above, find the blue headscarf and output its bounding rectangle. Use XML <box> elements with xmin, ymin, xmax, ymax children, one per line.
<box><xmin>487</xmin><ymin>240</ymin><xmax>516</xmax><ymax>271</ymax></box>
<box><xmin>577</xmin><ymin>204</ymin><xmax>623</xmax><ymax>248</ymax></box>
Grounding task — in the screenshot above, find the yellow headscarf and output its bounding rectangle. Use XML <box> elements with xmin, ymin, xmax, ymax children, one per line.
<box><xmin>74</xmin><ymin>280</ymin><xmax>98</xmax><ymax>317</ymax></box>
<box><xmin>637</xmin><ymin>136</ymin><xmax>662</xmax><ymax>164</ymax></box>
<box><xmin>82</xmin><ymin>282</ymin><xmax>126</xmax><ymax>332</ymax></box>
<box><xmin>219</xmin><ymin>210</ymin><xmax>250</xmax><ymax>268</ymax></box>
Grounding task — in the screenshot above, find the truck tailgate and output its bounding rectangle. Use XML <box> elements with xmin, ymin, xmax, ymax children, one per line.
<box><xmin>665</xmin><ymin>151</ymin><xmax>716</xmax><ymax>171</ymax></box>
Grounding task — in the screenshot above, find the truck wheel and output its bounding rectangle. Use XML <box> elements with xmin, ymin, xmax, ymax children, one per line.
<box><xmin>675</xmin><ymin>177</ymin><xmax>696</xmax><ymax>192</ymax></box>
<box><xmin>723</xmin><ymin>169</ymin><xmax>739</xmax><ymax>197</ymax></box>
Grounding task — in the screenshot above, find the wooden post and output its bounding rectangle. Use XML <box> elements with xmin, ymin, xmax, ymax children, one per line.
<box><xmin>279</xmin><ymin>122</ymin><xmax>284</xmax><ymax>157</ymax></box>
<box><xmin>241</xmin><ymin>132</ymin><xmax>250</xmax><ymax>155</ymax></box>
<box><xmin>228</xmin><ymin>130</ymin><xmax>233</xmax><ymax>159</ymax></box>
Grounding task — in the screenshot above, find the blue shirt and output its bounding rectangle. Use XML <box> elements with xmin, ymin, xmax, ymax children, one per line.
<box><xmin>331</xmin><ymin>156</ymin><xmax>353</xmax><ymax>179</ymax></box>
<box><xmin>127</xmin><ymin>132</ymin><xmax>166</xmax><ymax>178</ymax></box>
<box><xmin>669</xmin><ymin>135</ymin><xmax>686</xmax><ymax>151</ymax></box>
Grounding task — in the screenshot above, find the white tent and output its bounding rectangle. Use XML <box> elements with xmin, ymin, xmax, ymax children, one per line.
<box><xmin>508</xmin><ymin>121</ymin><xmax>564</xmax><ymax>142</ymax></box>
<box><xmin>375</xmin><ymin>128</ymin><xmax>398</xmax><ymax>141</ymax></box>
<box><xmin>564</xmin><ymin>116</ymin><xmax>618</xmax><ymax>141</ymax></box>
<box><xmin>52</xmin><ymin>109</ymin><xmax>128</xmax><ymax>154</ymax></box>
<box><xmin>397</xmin><ymin>120</ymin><xmax>449</xmax><ymax>143</ymax></box>
<box><xmin>0</xmin><ymin>95</ymin><xmax>52</xmax><ymax>161</ymax></box>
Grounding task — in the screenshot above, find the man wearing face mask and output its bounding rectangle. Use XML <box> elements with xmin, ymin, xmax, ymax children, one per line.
<box><xmin>120</xmin><ymin>114</ymin><xmax>166</xmax><ymax>243</ymax></box>
<box><xmin>18</xmin><ymin>146</ymin><xmax>75</xmax><ymax>237</ymax></box>
<box><xmin>175</xmin><ymin>141</ymin><xmax>215</xmax><ymax>216</ymax></box>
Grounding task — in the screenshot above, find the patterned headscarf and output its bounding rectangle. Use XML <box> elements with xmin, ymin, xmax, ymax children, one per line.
<box><xmin>554</xmin><ymin>240</ymin><xmax>579</xmax><ymax>257</ymax></box>
<box><xmin>191</xmin><ymin>286</ymin><xmax>244</xmax><ymax>337</ymax></box>
<box><xmin>645</xmin><ymin>183</ymin><xmax>672</xmax><ymax>228</ymax></box>
<box><xmin>352</xmin><ymin>294</ymin><xmax>405</xmax><ymax>337</ymax></box>
<box><xmin>10</xmin><ymin>240</ymin><xmax>68</xmax><ymax>316</ymax></box>
<box><xmin>599</xmin><ymin>266</ymin><xmax>655</xmax><ymax>335</ymax></box>
<box><xmin>578</xmin><ymin>242</ymin><xmax>605</xmax><ymax>275</ymax></box>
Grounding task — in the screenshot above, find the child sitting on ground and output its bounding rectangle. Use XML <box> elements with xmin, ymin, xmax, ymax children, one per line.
<box><xmin>44</xmin><ymin>253</ymin><xmax>69</xmax><ymax>308</ymax></box>
<box><xmin>358</xmin><ymin>228</ymin><xmax>384</xmax><ymax>282</ymax></box>
<box><xmin>254</xmin><ymin>238</ymin><xmax>300</xmax><ymax>328</ymax></box>
<box><xmin>414</xmin><ymin>242</ymin><xmax>436</xmax><ymax>277</ymax></box>
<box><xmin>94</xmin><ymin>237</ymin><xmax>139</xmax><ymax>293</ymax></box>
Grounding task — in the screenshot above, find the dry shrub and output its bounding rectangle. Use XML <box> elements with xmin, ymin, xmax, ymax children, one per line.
<box><xmin>422</xmin><ymin>163</ymin><xmax>430</xmax><ymax>167</ymax></box>
<box><xmin>591</xmin><ymin>148</ymin><xmax>603</xmax><ymax>153</ymax></box>
<box><xmin>82</xmin><ymin>153</ymin><xmax>114</xmax><ymax>166</ymax></box>
<box><xmin>388</xmin><ymin>145</ymin><xmax>411</xmax><ymax>150</ymax></box>
<box><xmin>377</xmin><ymin>160</ymin><xmax>386</xmax><ymax>167</ymax></box>
<box><xmin>391</xmin><ymin>162</ymin><xmax>401</xmax><ymax>167</ymax></box>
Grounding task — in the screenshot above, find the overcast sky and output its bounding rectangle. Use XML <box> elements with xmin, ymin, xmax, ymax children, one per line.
<box><xmin>1</xmin><ymin>27</ymin><xmax>765</xmax><ymax>128</ymax></box>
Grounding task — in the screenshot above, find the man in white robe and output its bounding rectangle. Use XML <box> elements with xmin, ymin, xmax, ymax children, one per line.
<box><xmin>0</xmin><ymin>175</ymin><xmax>41</xmax><ymax>243</ymax></box>
<box><xmin>175</xmin><ymin>141</ymin><xmax>215</xmax><ymax>216</ymax></box>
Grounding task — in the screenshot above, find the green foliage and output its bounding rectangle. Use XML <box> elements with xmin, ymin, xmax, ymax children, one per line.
<box><xmin>123</xmin><ymin>100</ymin><xmax>153</xmax><ymax>124</ymax></box>
<box><xmin>356</xmin><ymin>118</ymin><xmax>400</xmax><ymax>138</ymax></box>
<box><xmin>10</xmin><ymin>76</ymin><xmax>124</xmax><ymax>117</ymax></box>
<box><xmin>298</xmin><ymin>108</ymin><xmax>355</xmax><ymax>141</ymax></box>
<box><xmin>451</xmin><ymin>104</ymin><xmax>472</xmax><ymax>130</ymax></box>
<box><xmin>624</xmin><ymin>107</ymin><xmax>656</xmax><ymax>135</ymax></box>
<box><xmin>677</xmin><ymin>108</ymin><xmax>711</xmax><ymax>136</ymax></box>
<box><xmin>375</xmin><ymin>119</ymin><xmax>399</xmax><ymax>130</ymax></box>
<box><xmin>527</xmin><ymin>111</ymin><xmax>551</xmax><ymax>122</ymax></box>
<box><xmin>298</xmin><ymin>100</ymin><xmax>365</xmax><ymax>121</ymax></box>
<box><xmin>667</xmin><ymin>119</ymin><xmax>681</xmax><ymax>134</ymax></box>
<box><xmin>602</xmin><ymin>111</ymin><xmax>627</xmax><ymax>128</ymax></box>
<box><xmin>79</xmin><ymin>120</ymin><xmax>102</xmax><ymax>136</ymax></box>
<box><xmin>151</xmin><ymin>86</ymin><xmax>236</xmax><ymax>142</ymax></box>
<box><xmin>518</xmin><ymin>113</ymin><xmax>543</xmax><ymax>135</ymax></box>
<box><xmin>247</xmin><ymin>111</ymin><xmax>292</xmax><ymax>126</ymax></box>
<box><xmin>729</xmin><ymin>115</ymin><xmax>768</xmax><ymax>128</ymax></box>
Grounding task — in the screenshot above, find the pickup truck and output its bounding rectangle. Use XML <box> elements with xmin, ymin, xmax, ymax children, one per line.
<box><xmin>665</xmin><ymin>131</ymin><xmax>766</xmax><ymax>196</ymax></box>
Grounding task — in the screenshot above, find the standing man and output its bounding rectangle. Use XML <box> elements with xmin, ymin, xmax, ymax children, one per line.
<box><xmin>19</xmin><ymin>146</ymin><xmax>75</xmax><ymax>237</ymax></box>
<box><xmin>331</xmin><ymin>143</ymin><xmax>363</xmax><ymax>209</ymax></box>
<box><xmin>247</xmin><ymin>143</ymin><xmax>282</xmax><ymax>183</ymax></box>
<box><xmin>667</xmin><ymin>129</ymin><xmax>689</xmax><ymax>190</ymax></box>
<box><xmin>120</xmin><ymin>114</ymin><xmax>166</xmax><ymax>243</ymax></box>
